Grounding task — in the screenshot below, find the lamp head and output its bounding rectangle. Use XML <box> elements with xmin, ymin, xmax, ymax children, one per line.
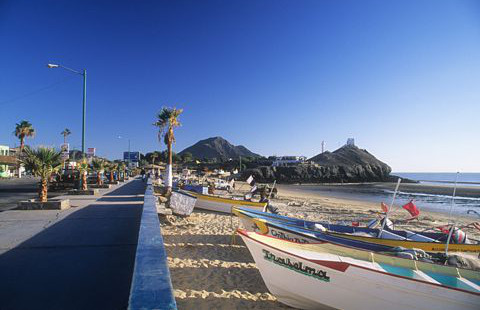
<box><xmin>47</xmin><ymin>64</ymin><xmax>59</xmax><ymax>68</ymax></box>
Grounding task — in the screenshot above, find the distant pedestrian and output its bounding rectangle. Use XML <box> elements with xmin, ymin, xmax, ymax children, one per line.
<box><xmin>141</xmin><ymin>168</ymin><xmax>146</xmax><ymax>181</ymax></box>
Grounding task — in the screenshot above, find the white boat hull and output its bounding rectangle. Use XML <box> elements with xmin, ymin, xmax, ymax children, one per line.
<box><xmin>240</xmin><ymin>231</ymin><xmax>480</xmax><ymax>310</ymax></box>
<box><xmin>191</xmin><ymin>193</ymin><xmax>266</xmax><ymax>214</ymax></box>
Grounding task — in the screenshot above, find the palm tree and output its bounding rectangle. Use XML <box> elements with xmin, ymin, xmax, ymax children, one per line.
<box><xmin>77</xmin><ymin>157</ymin><xmax>89</xmax><ymax>190</ymax></box>
<box><xmin>107</xmin><ymin>162</ymin><xmax>118</xmax><ymax>183</ymax></box>
<box><xmin>21</xmin><ymin>147</ymin><xmax>62</xmax><ymax>202</ymax></box>
<box><xmin>13</xmin><ymin>120</ymin><xmax>35</xmax><ymax>152</ymax></box>
<box><xmin>154</xmin><ymin>107</ymin><xmax>182</xmax><ymax>194</ymax></box>
<box><xmin>91</xmin><ymin>159</ymin><xmax>105</xmax><ymax>185</ymax></box>
<box><xmin>118</xmin><ymin>162</ymin><xmax>126</xmax><ymax>180</ymax></box>
<box><xmin>60</xmin><ymin>128</ymin><xmax>71</xmax><ymax>147</ymax></box>
<box><xmin>151</xmin><ymin>152</ymin><xmax>159</xmax><ymax>165</ymax></box>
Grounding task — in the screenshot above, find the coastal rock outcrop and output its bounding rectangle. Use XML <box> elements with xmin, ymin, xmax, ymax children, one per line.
<box><xmin>243</xmin><ymin>145</ymin><xmax>392</xmax><ymax>183</ymax></box>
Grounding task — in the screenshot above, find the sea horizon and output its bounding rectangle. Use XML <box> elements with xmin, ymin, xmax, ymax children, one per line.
<box><xmin>392</xmin><ymin>172</ymin><xmax>480</xmax><ymax>186</ymax></box>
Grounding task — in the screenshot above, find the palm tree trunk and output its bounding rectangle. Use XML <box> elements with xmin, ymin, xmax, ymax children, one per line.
<box><xmin>40</xmin><ymin>178</ymin><xmax>48</xmax><ymax>202</ymax></box>
<box><xmin>82</xmin><ymin>173</ymin><xmax>87</xmax><ymax>190</ymax></box>
<box><xmin>166</xmin><ymin>138</ymin><xmax>173</xmax><ymax>194</ymax></box>
<box><xmin>18</xmin><ymin>137</ymin><xmax>25</xmax><ymax>179</ymax></box>
<box><xmin>20</xmin><ymin>137</ymin><xmax>25</xmax><ymax>152</ymax></box>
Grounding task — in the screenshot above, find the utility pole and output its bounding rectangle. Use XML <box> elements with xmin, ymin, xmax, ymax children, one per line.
<box><xmin>47</xmin><ymin>64</ymin><xmax>87</xmax><ymax>154</ymax></box>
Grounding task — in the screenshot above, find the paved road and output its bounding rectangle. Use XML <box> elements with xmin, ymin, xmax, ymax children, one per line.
<box><xmin>0</xmin><ymin>177</ymin><xmax>68</xmax><ymax>211</ymax></box>
<box><xmin>0</xmin><ymin>179</ymin><xmax>146</xmax><ymax>309</ymax></box>
<box><xmin>0</xmin><ymin>177</ymin><xmax>41</xmax><ymax>211</ymax></box>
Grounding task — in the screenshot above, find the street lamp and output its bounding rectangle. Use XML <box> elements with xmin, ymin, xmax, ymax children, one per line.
<box><xmin>47</xmin><ymin>63</ymin><xmax>87</xmax><ymax>155</ymax></box>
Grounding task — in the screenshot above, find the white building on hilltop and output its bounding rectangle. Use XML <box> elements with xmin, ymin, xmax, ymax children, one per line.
<box><xmin>272</xmin><ymin>156</ymin><xmax>307</xmax><ymax>167</ymax></box>
<box><xmin>346</xmin><ymin>138</ymin><xmax>355</xmax><ymax>146</ymax></box>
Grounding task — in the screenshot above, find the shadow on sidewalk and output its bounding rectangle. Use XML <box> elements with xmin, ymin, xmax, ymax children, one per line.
<box><xmin>0</xmin><ymin>179</ymin><xmax>146</xmax><ymax>310</ymax></box>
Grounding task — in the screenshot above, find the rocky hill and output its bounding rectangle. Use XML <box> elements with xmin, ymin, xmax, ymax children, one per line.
<box><xmin>179</xmin><ymin>137</ymin><xmax>260</xmax><ymax>160</ymax></box>
<box><xmin>242</xmin><ymin>145</ymin><xmax>392</xmax><ymax>183</ymax></box>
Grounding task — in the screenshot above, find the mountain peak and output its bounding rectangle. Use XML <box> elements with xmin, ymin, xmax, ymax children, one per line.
<box><xmin>179</xmin><ymin>136</ymin><xmax>260</xmax><ymax>160</ymax></box>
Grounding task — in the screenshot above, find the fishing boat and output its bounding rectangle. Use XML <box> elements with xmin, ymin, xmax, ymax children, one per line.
<box><xmin>239</xmin><ymin>229</ymin><xmax>480</xmax><ymax>310</ymax></box>
<box><xmin>169</xmin><ymin>190</ymin><xmax>197</xmax><ymax>216</ymax></box>
<box><xmin>186</xmin><ymin>191</ymin><xmax>267</xmax><ymax>214</ymax></box>
<box><xmin>233</xmin><ymin>207</ymin><xmax>480</xmax><ymax>252</ymax></box>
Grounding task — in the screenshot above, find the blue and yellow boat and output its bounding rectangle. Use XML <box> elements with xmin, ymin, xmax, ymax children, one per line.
<box><xmin>233</xmin><ymin>207</ymin><xmax>480</xmax><ymax>253</ymax></box>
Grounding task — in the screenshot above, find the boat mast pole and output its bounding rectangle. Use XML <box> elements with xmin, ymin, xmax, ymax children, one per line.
<box><xmin>378</xmin><ymin>178</ymin><xmax>401</xmax><ymax>238</ymax></box>
<box><xmin>445</xmin><ymin>172</ymin><xmax>459</xmax><ymax>257</ymax></box>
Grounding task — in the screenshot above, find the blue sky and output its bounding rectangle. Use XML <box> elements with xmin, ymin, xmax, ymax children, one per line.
<box><xmin>1</xmin><ymin>0</ymin><xmax>479</xmax><ymax>172</ymax></box>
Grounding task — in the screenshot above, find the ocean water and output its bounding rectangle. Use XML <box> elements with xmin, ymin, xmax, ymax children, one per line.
<box><xmin>280</xmin><ymin>172</ymin><xmax>480</xmax><ymax>217</ymax></box>
<box><xmin>393</xmin><ymin>172</ymin><xmax>480</xmax><ymax>186</ymax></box>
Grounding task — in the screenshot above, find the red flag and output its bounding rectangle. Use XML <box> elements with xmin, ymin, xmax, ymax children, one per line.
<box><xmin>402</xmin><ymin>200</ymin><xmax>420</xmax><ymax>217</ymax></box>
<box><xmin>436</xmin><ymin>225</ymin><xmax>451</xmax><ymax>234</ymax></box>
<box><xmin>381</xmin><ymin>202</ymin><xmax>389</xmax><ymax>213</ymax></box>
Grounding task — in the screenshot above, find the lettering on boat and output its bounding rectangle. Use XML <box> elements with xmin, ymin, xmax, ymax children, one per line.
<box><xmin>262</xmin><ymin>249</ymin><xmax>330</xmax><ymax>282</ymax></box>
<box><xmin>270</xmin><ymin>229</ymin><xmax>309</xmax><ymax>243</ymax></box>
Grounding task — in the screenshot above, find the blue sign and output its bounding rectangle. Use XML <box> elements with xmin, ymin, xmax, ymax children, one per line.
<box><xmin>123</xmin><ymin>151</ymin><xmax>140</xmax><ymax>162</ymax></box>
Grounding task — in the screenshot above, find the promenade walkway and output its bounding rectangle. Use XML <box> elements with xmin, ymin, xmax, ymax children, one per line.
<box><xmin>0</xmin><ymin>179</ymin><xmax>146</xmax><ymax>310</ymax></box>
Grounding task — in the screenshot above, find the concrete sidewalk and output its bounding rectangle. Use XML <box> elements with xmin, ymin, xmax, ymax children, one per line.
<box><xmin>0</xmin><ymin>178</ymin><xmax>147</xmax><ymax>310</ymax></box>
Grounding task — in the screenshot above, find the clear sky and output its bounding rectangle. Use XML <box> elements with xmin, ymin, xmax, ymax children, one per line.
<box><xmin>1</xmin><ymin>0</ymin><xmax>479</xmax><ymax>172</ymax></box>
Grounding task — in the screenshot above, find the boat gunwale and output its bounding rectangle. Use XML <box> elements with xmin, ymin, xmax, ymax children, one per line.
<box><xmin>188</xmin><ymin>191</ymin><xmax>267</xmax><ymax>207</ymax></box>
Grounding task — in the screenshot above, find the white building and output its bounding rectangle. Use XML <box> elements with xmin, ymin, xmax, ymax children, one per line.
<box><xmin>272</xmin><ymin>156</ymin><xmax>307</xmax><ymax>167</ymax></box>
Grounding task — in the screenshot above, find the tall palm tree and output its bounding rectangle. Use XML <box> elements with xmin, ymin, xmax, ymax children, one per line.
<box><xmin>118</xmin><ymin>162</ymin><xmax>126</xmax><ymax>180</ymax></box>
<box><xmin>91</xmin><ymin>159</ymin><xmax>105</xmax><ymax>185</ymax></box>
<box><xmin>107</xmin><ymin>162</ymin><xmax>118</xmax><ymax>183</ymax></box>
<box><xmin>60</xmin><ymin>128</ymin><xmax>71</xmax><ymax>147</ymax></box>
<box><xmin>13</xmin><ymin>120</ymin><xmax>35</xmax><ymax>152</ymax></box>
<box><xmin>77</xmin><ymin>157</ymin><xmax>89</xmax><ymax>190</ymax></box>
<box><xmin>153</xmin><ymin>107</ymin><xmax>182</xmax><ymax>194</ymax></box>
<box><xmin>21</xmin><ymin>146</ymin><xmax>62</xmax><ymax>202</ymax></box>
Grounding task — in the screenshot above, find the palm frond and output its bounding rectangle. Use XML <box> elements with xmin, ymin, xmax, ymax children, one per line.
<box><xmin>153</xmin><ymin>107</ymin><xmax>183</xmax><ymax>145</ymax></box>
<box><xmin>13</xmin><ymin>120</ymin><xmax>35</xmax><ymax>138</ymax></box>
<box><xmin>91</xmin><ymin>159</ymin><xmax>105</xmax><ymax>171</ymax></box>
<box><xmin>77</xmin><ymin>157</ymin><xmax>90</xmax><ymax>173</ymax></box>
<box><xmin>21</xmin><ymin>146</ymin><xmax>62</xmax><ymax>179</ymax></box>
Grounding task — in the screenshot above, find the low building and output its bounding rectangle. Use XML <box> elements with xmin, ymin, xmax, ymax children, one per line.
<box><xmin>272</xmin><ymin>156</ymin><xmax>307</xmax><ymax>167</ymax></box>
<box><xmin>0</xmin><ymin>145</ymin><xmax>16</xmax><ymax>177</ymax></box>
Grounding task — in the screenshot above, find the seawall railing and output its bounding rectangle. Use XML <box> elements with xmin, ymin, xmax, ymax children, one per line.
<box><xmin>128</xmin><ymin>179</ymin><xmax>177</xmax><ymax>309</ymax></box>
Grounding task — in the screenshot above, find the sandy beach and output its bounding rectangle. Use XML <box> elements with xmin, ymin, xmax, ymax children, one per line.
<box><xmin>159</xmin><ymin>183</ymin><xmax>480</xmax><ymax>309</ymax></box>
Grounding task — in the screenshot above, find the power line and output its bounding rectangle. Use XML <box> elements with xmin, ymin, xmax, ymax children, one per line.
<box><xmin>0</xmin><ymin>75</ymin><xmax>75</xmax><ymax>106</ymax></box>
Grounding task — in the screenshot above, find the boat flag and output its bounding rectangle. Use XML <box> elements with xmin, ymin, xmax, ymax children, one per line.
<box><xmin>402</xmin><ymin>200</ymin><xmax>420</xmax><ymax>218</ymax></box>
<box><xmin>380</xmin><ymin>202</ymin><xmax>389</xmax><ymax>213</ymax></box>
<box><xmin>246</xmin><ymin>175</ymin><xmax>257</xmax><ymax>193</ymax></box>
<box><xmin>436</xmin><ymin>225</ymin><xmax>451</xmax><ymax>234</ymax></box>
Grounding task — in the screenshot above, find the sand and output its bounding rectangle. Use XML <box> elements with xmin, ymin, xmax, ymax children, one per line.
<box><xmin>161</xmin><ymin>212</ymin><xmax>293</xmax><ymax>309</ymax></box>
<box><xmin>159</xmin><ymin>183</ymin><xmax>480</xmax><ymax>309</ymax></box>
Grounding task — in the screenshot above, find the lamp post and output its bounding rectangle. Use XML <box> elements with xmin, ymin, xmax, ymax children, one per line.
<box><xmin>47</xmin><ymin>63</ymin><xmax>87</xmax><ymax>155</ymax></box>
